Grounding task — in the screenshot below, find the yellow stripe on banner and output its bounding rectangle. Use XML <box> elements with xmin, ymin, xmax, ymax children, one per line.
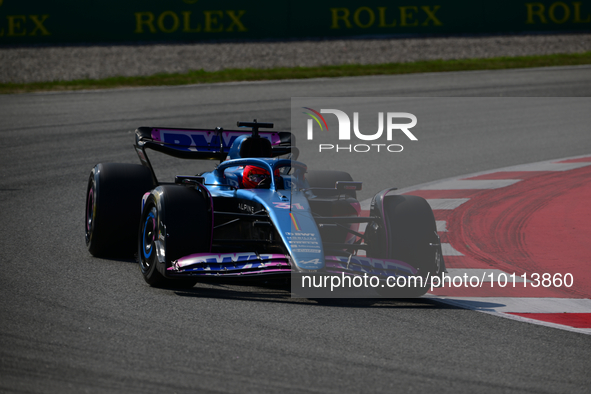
<box><xmin>290</xmin><ymin>213</ymin><xmax>300</xmax><ymax>231</ymax></box>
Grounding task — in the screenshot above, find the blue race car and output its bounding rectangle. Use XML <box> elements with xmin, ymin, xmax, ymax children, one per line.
<box><xmin>85</xmin><ymin>121</ymin><xmax>445</xmax><ymax>296</ymax></box>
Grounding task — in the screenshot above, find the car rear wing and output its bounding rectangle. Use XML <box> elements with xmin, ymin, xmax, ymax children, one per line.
<box><xmin>135</xmin><ymin>126</ymin><xmax>294</xmax><ymax>160</ymax></box>
<box><xmin>134</xmin><ymin>126</ymin><xmax>296</xmax><ymax>184</ymax></box>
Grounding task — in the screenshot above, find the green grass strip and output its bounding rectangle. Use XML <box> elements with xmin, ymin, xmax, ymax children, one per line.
<box><xmin>2</xmin><ymin>52</ymin><xmax>591</xmax><ymax>94</ymax></box>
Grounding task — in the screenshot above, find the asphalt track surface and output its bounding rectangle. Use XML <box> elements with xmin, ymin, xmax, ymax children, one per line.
<box><xmin>1</xmin><ymin>66</ymin><xmax>591</xmax><ymax>393</ymax></box>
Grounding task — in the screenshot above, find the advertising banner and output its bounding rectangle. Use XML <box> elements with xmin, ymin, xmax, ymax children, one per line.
<box><xmin>1</xmin><ymin>0</ymin><xmax>589</xmax><ymax>45</ymax></box>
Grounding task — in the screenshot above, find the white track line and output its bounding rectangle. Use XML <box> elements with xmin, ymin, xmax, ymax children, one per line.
<box><xmin>501</xmin><ymin>162</ymin><xmax>591</xmax><ymax>172</ymax></box>
<box><xmin>388</xmin><ymin>154</ymin><xmax>591</xmax><ymax>334</ymax></box>
<box><xmin>390</xmin><ymin>154</ymin><xmax>591</xmax><ymax>196</ymax></box>
<box><xmin>426</xmin><ymin>198</ymin><xmax>470</xmax><ymax>210</ymax></box>
<box><xmin>428</xmin><ymin>296</ymin><xmax>591</xmax><ymax>335</ymax></box>
<box><xmin>441</xmin><ymin>243</ymin><xmax>463</xmax><ymax>256</ymax></box>
<box><xmin>420</xmin><ymin>179</ymin><xmax>520</xmax><ymax>190</ymax></box>
<box><xmin>441</xmin><ymin>297</ymin><xmax>591</xmax><ymax>313</ymax></box>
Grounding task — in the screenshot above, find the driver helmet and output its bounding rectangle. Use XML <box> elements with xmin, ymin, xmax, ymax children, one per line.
<box><xmin>242</xmin><ymin>165</ymin><xmax>280</xmax><ymax>189</ymax></box>
<box><xmin>243</xmin><ymin>165</ymin><xmax>271</xmax><ymax>188</ymax></box>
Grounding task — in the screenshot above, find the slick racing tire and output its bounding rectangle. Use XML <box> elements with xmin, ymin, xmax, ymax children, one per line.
<box><xmin>86</xmin><ymin>163</ymin><xmax>154</xmax><ymax>258</ymax></box>
<box><xmin>139</xmin><ymin>185</ymin><xmax>211</xmax><ymax>288</ymax></box>
<box><xmin>371</xmin><ymin>194</ymin><xmax>444</xmax><ymax>298</ymax></box>
<box><xmin>306</xmin><ymin>170</ymin><xmax>356</xmax><ymax>199</ymax></box>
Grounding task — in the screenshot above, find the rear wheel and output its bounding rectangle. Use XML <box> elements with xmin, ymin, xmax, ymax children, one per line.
<box><xmin>139</xmin><ymin>185</ymin><xmax>211</xmax><ymax>288</ymax></box>
<box><xmin>85</xmin><ymin>163</ymin><xmax>154</xmax><ymax>258</ymax></box>
<box><xmin>370</xmin><ymin>194</ymin><xmax>444</xmax><ymax>297</ymax></box>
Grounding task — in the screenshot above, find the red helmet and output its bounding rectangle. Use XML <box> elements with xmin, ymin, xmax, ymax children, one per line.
<box><xmin>242</xmin><ymin>165</ymin><xmax>271</xmax><ymax>188</ymax></box>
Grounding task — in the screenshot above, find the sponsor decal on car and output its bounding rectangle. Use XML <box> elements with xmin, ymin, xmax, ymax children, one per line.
<box><xmin>172</xmin><ymin>252</ymin><xmax>290</xmax><ymax>270</ymax></box>
<box><xmin>326</xmin><ymin>256</ymin><xmax>418</xmax><ymax>276</ymax></box>
<box><xmin>299</xmin><ymin>258</ymin><xmax>323</xmax><ymax>268</ymax></box>
<box><xmin>238</xmin><ymin>202</ymin><xmax>255</xmax><ymax>213</ymax></box>
<box><xmin>154</xmin><ymin>129</ymin><xmax>281</xmax><ymax>152</ymax></box>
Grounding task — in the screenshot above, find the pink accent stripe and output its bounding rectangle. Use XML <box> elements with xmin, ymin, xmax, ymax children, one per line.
<box><xmin>151</xmin><ymin>129</ymin><xmax>161</xmax><ymax>141</ymax></box>
<box><xmin>239</xmin><ymin>269</ymin><xmax>291</xmax><ymax>275</ymax></box>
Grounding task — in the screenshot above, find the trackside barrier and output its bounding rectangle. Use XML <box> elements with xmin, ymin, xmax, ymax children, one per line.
<box><xmin>1</xmin><ymin>0</ymin><xmax>589</xmax><ymax>45</ymax></box>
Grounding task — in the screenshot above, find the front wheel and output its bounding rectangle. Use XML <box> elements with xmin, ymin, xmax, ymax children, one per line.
<box><xmin>139</xmin><ymin>185</ymin><xmax>212</xmax><ymax>288</ymax></box>
<box><xmin>368</xmin><ymin>193</ymin><xmax>445</xmax><ymax>297</ymax></box>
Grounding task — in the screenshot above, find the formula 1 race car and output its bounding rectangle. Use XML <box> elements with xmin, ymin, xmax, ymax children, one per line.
<box><xmin>85</xmin><ymin>120</ymin><xmax>445</xmax><ymax>296</ymax></box>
